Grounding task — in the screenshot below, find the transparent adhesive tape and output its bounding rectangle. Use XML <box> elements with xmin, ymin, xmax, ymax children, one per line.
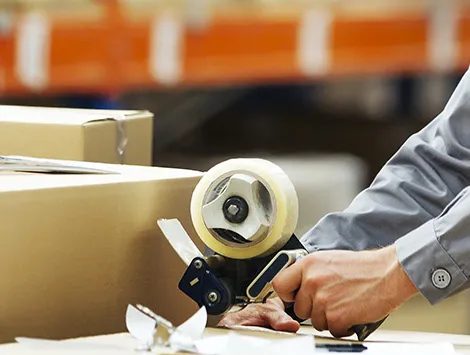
<box><xmin>190</xmin><ymin>158</ymin><xmax>299</xmax><ymax>259</ymax></box>
<box><xmin>112</xmin><ymin>114</ymin><xmax>128</xmax><ymax>164</ymax></box>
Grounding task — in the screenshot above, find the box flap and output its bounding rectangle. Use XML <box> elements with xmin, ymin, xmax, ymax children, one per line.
<box><xmin>0</xmin><ymin>156</ymin><xmax>204</xmax><ymax>192</ymax></box>
<box><xmin>0</xmin><ymin>105</ymin><xmax>150</xmax><ymax>126</ymax></box>
<box><xmin>0</xmin><ymin>156</ymin><xmax>119</xmax><ymax>174</ymax></box>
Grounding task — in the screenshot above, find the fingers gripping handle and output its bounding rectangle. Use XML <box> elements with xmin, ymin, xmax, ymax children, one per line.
<box><xmin>284</xmin><ymin>303</ymin><xmax>386</xmax><ymax>341</ymax></box>
<box><xmin>281</xmin><ymin>251</ymin><xmax>386</xmax><ymax>341</ymax></box>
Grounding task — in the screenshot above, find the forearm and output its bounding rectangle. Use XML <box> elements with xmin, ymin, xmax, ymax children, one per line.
<box><xmin>301</xmin><ymin>68</ymin><xmax>470</xmax><ymax>254</ymax></box>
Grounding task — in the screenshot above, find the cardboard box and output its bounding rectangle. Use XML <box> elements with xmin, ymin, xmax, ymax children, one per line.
<box><xmin>0</xmin><ymin>105</ymin><xmax>154</xmax><ymax>165</ymax></box>
<box><xmin>0</xmin><ymin>157</ymin><xmax>203</xmax><ymax>343</ymax></box>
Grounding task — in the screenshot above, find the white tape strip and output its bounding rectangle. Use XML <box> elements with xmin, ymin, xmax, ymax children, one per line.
<box><xmin>427</xmin><ymin>1</ymin><xmax>459</xmax><ymax>72</ymax></box>
<box><xmin>297</xmin><ymin>10</ymin><xmax>332</xmax><ymax>76</ymax></box>
<box><xmin>110</xmin><ymin>113</ymin><xmax>128</xmax><ymax>164</ymax></box>
<box><xmin>149</xmin><ymin>13</ymin><xmax>184</xmax><ymax>85</ymax></box>
<box><xmin>157</xmin><ymin>218</ymin><xmax>203</xmax><ymax>266</ymax></box>
<box><xmin>15</xmin><ymin>12</ymin><xmax>50</xmax><ymax>90</ymax></box>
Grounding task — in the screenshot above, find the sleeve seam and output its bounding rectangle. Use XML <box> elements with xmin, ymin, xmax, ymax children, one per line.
<box><xmin>432</xmin><ymin>218</ymin><xmax>470</xmax><ymax>280</ymax></box>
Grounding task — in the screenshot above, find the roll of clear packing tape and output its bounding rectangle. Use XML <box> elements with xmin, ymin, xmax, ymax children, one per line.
<box><xmin>190</xmin><ymin>158</ymin><xmax>299</xmax><ymax>259</ymax></box>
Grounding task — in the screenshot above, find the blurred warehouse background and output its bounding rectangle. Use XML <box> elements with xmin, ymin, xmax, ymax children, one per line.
<box><xmin>1</xmin><ymin>0</ymin><xmax>470</xmax><ymax>335</ymax></box>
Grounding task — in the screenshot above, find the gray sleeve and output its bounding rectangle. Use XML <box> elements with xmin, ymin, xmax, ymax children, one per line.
<box><xmin>300</xmin><ymin>68</ymin><xmax>470</xmax><ymax>304</ymax></box>
<box><xmin>395</xmin><ymin>187</ymin><xmax>470</xmax><ymax>304</ymax></box>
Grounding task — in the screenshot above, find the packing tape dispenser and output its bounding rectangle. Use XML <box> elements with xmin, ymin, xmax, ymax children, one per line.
<box><xmin>158</xmin><ymin>158</ymin><xmax>385</xmax><ymax>341</ymax></box>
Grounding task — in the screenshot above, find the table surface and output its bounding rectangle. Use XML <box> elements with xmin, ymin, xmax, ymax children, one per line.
<box><xmin>1</xmin><ymin>326</ymin><xmax>470</xmax><ymax>354</ymax></box>
<box><xmin>311</xmin><ymin>327</ymin><xmax>470</xmax><ymax>354</ymax></box>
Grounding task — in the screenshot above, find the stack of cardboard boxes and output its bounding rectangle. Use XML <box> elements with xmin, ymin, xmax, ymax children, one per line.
<box><xmin>0</xmin><ymin>105</ymin><xmax>203</xmax><ymax>343</ymax></box>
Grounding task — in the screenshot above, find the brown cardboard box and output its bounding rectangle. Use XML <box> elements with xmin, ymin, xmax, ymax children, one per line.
<box><xmin>0</xmin><ymin>105</ymin><xmax>154</xmax><ymax>166</ymax></box>
<box><xmin>0</xmin><ymin>157</ymin><xmax>203</xmax><ymax>343</ymax></box>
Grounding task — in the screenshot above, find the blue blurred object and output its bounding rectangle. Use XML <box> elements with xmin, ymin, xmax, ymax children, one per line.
<box><xmin>61</xmin><ymin>94</ymin><xmax>120</xmax><ymax>110</ymax></box>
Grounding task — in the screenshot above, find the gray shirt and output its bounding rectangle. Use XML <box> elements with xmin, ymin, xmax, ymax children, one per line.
<box><xmin>300</xmin><ymin>68</ymin><xmax>470</xmax><ymax>306</ymax></box>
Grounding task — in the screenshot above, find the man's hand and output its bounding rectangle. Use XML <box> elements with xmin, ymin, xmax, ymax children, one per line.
<box><xmin>217</xmin><ymin>297</ymin><xmax>300</xmax><ymax>333</ymax></box>
<box><xmin>272</xmin><ymin>245</ymin><xmax>419</xmax><ymax>338</ymax></box>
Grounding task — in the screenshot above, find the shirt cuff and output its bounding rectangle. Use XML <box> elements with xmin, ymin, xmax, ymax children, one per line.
<box><xmin>395</xmin><ymin>219</ymin><xmax>468</xmax><ymax>305</ymax></box>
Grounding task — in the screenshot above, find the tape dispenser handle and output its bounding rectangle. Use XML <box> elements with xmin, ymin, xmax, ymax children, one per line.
<box><xmin>284</xmin><ymin>303</ymin><xmax>386</xmax><ymax>341</ymax></box>
<box><xmin>349</xmin><ymin>317</ymin><xmax>388</xmax><ymax>341</ymax></box>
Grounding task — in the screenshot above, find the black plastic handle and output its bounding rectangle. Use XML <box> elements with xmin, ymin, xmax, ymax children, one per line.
<box><xmin>349</xmin><ymin>317</ymin><xmax>388</xmax><ymax>341</ymax></box>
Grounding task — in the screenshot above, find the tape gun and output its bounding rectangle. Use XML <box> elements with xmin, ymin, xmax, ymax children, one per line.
<box><xmin>158</xmin><ymin>158</ymin><xmax>385</xmax><ymax>341</ymax></box>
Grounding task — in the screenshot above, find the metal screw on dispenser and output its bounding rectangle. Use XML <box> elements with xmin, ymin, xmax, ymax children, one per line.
<box><xmin>227</xmin><ymin>204</ymin><xmax>240</xmax><ymax>216</ymax></box>
<box><xmin>208</xmin><ymin>291</ymin><xmax>218</xmax><ymax>303</ymax></box>
<box><xmin>223</xmin><ymin>196</ymin><xmax>249</xmax><ymax>224</ymax></box>
<box><xmin>194</xmin><ymin>259</ymin><xmax>203</xmax><ymax>269</ymax></box>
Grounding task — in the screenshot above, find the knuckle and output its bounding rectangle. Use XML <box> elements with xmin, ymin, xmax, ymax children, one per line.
<box><xmin>266</xmin><ymin>297</ymin><xmax>283</xmax><ymax>308</ymax></box>
<box><xmin>315</xmin><ymin>294</ymin><xmax>328</xmax><ymax>308</ymax></box>
<box><xmin>304</xmin><ymin>276</ymin><xmax>318</xmax><ymax>291</ymax></box>
<box><xmin>326</xmin><ymin>312</ymin><xmax>344</xmax><ymax>329</ymax></box>
<box><xmin>245</xmin><ymin>303</ymin><xmax>262</xmax><ymax>313</ymax></box>
<box><xmin>265</xmin><ymin>303</ymin><xmax>280</xmax><ymax>313</ymax></box>
<box><xmin>303</xmin><ymin>254</ymin><xmax>317</xmax><ymax>267</ymax></box>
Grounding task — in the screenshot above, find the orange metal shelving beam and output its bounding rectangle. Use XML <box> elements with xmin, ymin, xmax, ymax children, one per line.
<box><xmin>0</xmin><ymin>2</ymin><xmax>469</xmax><ymax>96</ymax></box>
